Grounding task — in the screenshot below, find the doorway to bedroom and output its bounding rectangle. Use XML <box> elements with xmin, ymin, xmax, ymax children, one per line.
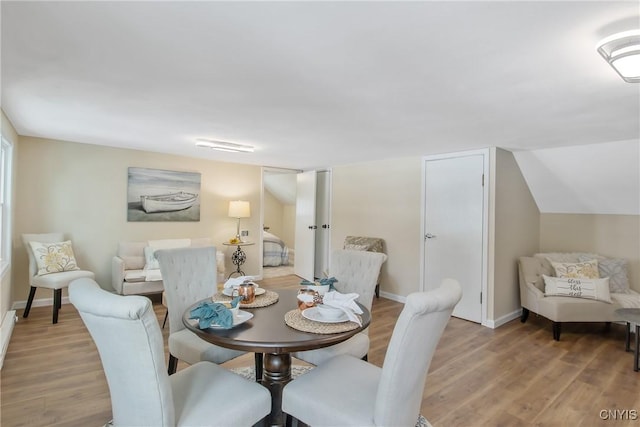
<box><xmin>262</xmin><ymin>168</ymin><xmax>297</xmax><ymax>279</ymax></box>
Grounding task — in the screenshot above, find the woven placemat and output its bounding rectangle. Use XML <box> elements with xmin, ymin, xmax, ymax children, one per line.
<box><xmin>284</xmin><ymin>309</ymin><xmax>361</xmax><ymax>334</ymax></box>
<box><xmin>212</xmin><ymin>290</ymin><xmax>279</xmax><ymax>308</ymax></box>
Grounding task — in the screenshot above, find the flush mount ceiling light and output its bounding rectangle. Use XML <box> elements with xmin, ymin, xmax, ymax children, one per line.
<box><xmin>596</xmin><ymin>29</ymin><xmax>640</xmax><ymax>83</ymax></box>
<box><xmin>195</xmin><ymin>139</ymin><xmax>254</xmax><ymax>153</ymax></box>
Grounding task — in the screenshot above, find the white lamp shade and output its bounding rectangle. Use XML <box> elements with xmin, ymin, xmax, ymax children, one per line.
<box><xmin>228</xmin><ymin>200</ymin><xmax>251</xmax><ymax>218</ymax></box>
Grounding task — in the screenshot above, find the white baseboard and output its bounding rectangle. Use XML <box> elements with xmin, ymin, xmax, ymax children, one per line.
<box><xmin>484</xmin><ymin>309</ymin><xmax>522</xmax><ymax>329</ymax></box>
<box><xmin>1</xmin><ymin>310</ymin><xmax>17</xmax><ymax>370</ymax></box>
<box><xmin>12</xmin><ymin>296</ymin><xmax>70</xmax><ymax>310</ymax></box>
<box><xmin>379</xmin><ymin>291</ymin><xmax>406</xmax><ymax>304</ymax></box>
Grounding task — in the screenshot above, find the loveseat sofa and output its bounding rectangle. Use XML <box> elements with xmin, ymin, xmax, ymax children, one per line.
<box><xmin>112</xmin><ymin>238</ymin><xmax>223</xmax><ymax>295</ymax></box>
<box><xmin>518</xmin><ymin>252</ymin><xmax>639</xmax><ymax>340</ymax></box>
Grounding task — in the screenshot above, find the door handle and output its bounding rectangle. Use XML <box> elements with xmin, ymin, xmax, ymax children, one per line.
<box><xmin>425</xmin><ymin>233</ymin><xmax>437</xmax><ymax>239</ymax></box>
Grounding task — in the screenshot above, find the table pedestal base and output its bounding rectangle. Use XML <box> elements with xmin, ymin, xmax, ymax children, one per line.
<box><xmin>262</xmin><ymin>353</ymin><xmax>292</xmax><ymax>426</ymax></box>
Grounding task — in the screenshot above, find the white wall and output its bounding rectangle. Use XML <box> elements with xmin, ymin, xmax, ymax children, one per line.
<box><xmin>514</xmin><ymin>140</ymin><xmax>640</xmax><ymax>215</ymax></box>
<box><xmin>331</xmin><ymin>157</ymin><xmax>423</xmax><ymax>297</ymax></box>
<box><xmin>13</xmin><ymin>136</ymin><xmax>263</xmax><ymax>303</ymax></box>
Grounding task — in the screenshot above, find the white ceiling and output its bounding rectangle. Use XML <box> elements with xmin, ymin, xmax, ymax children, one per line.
<box><xmin>2</xmin><ymin>1</ymin><xmax>640</xmax><ymax>215</ymax></box>
<box><xmin>2</xmin><ymin>1</ymin><xmax>639</xmax><ymax>173</ymax></box>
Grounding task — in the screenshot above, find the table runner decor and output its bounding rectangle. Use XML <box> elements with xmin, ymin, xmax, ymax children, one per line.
<box><xmin>284</xmin><ymin>309</ymin><xmax>361</xmax><ymax>334</ymax></box>
<box><xmin>212</xmin><ymin>290</ymin><xmax>279</xmax><ymax>308</ymax></box>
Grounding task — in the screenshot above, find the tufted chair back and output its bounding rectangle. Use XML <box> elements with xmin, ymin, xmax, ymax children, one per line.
<box><xmin>69</xmin><ymin>278</ymin><xmax>175</xmax><ymax>426</ymax></box>
<box><xmin>375</xmin><ymin>279</ymin><xmax>462</xmax><ymax>426</ymax></box>
<box><xmin>156</xmin><ymin>246</ymin><xmax>218</xmax><ymax>334</ymax></box>
<box><xmin>330</xmin><ymin>249</ymin><xmax>387</xmax><ymax>311</ymax></box>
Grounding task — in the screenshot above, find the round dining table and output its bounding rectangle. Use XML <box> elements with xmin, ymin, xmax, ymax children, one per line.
<box><xmin>182</xmin><ymin>288</ymin><xmax>371</xmax><ymax>426</ymax></box>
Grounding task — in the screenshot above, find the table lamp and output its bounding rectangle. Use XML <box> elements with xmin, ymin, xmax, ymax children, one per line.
<box><xmin>228</xmin><ymin>200</ymin><xmax>250</xmax><ymax>241</ymax></box>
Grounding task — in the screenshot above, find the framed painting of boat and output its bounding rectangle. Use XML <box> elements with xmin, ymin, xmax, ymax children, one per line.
<box><xmin>127</xmin><ymin>167</ymin><xmax>201</xmax><ymax>222</ymax></box>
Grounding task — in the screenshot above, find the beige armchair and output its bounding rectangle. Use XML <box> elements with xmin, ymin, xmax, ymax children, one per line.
<box><xmin>518</xmin><ymin>253</ymin><xmax>638</xmax><ymax>340</ymax></box>
<box><xmin>22</xmin><ymin>232</ymin><xmax>94</xmax><ymax>324</ymax></box>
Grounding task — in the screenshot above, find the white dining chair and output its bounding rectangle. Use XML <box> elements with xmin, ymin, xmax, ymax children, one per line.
<box><xmin>69</xmin><ymin>278</ymin><xmax>271</xmax><ymax>426</ymax></box>
<box><xmin>22</xmin><ymin>232</ymin><xmax>94</xmax><ymax>324</ymax></box>
<box><xmin>282</xmin><ymin>278</ymin><xmax>462</xmax><ymax>427</ymax></box>
<box><xmin>292</xmin><ymin>249</ymin><xmax>387</xmax><ymax>365</ymax></box>
<box><xmin>155</xmin><ymin>246</ymin><xmax>247</xmax><ymax>375</ymax></box>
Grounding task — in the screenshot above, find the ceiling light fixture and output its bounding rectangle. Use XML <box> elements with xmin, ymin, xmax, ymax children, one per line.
<box><xmin>596</xmin><ymin>29</ymin><xmax>640</xmax><ymax>83</ymax></box>
<box><xmin>195</xmin><ymin>139</ymin><xmax>254</xmax><ymax>153</ymax></box>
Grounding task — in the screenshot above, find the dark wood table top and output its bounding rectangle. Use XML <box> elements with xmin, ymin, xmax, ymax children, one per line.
<box><xmin>182</xmin><ymin>288</ymin><xmax>371</xmax><ymax>353</ymax></box>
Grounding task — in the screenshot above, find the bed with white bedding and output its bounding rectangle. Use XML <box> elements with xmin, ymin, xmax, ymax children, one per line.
<box><xmin>263</xmin><ymin>231</ymin><xmax>290</xmax><ymax>267</ymax></box>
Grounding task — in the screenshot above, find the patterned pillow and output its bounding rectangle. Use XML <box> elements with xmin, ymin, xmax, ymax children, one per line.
<box><xmin>29</xmin><ymin>241</ymin><xmax>80</xmax><ymax>276</ymax></box>
<box><xmin>543</xmin><ymin>275</ymin><xmax>611</xmax><ymax>303</ymax></box>
<box><xmin>550</xmin><ymin>259</ymin><xmax>599</xmax><ymax>279</ymax></box>
<box><xmin>578</xmin><ymin>255</ymin><xmax>630</xmax><ymax>294</ymax></box>
<box><xmin>344</xmin><ymin>244</ymin><xmax>369</xmax><ymax>251</ymax></box>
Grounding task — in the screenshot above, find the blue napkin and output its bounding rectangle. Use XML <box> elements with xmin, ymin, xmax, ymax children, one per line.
<box><xmin>300</xmin><ymin>277</ymin><xmax>338</xmax><ymax>290</ymax></box>
<box><xmin>190</xmin><ymin>301</ymin><xmax>233</xmax><ymax>329</ymax></box>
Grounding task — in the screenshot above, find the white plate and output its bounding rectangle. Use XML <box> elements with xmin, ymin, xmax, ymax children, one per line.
<box><xmin>302</xmin><ymin>307</ymin><xmax>349</xmax><ymax>324</ymax></box>
<box><xmin>222</xmin><ymin>287</ymin><xmax>266</xmax><ymax>297</ymax></box>
<box><xmin>195</xmin><ymin>310</ymin><xmax>253</xmax><ymax>329</ymax></box>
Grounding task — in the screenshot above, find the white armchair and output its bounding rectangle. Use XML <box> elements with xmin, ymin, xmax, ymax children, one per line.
<box><xmin>69</xmin><ymin>278</ymin><xmax>271</xmax><ymax>426</ymax></box>
<box><xmin>283</xmin><ymin>279</ymin><xmax>462</xmax><ymax>427</ymax></box>
<box><xmin>22</xmin><ymin>232</ymin><xmax>94</xmax><ymax>324</ymax></box>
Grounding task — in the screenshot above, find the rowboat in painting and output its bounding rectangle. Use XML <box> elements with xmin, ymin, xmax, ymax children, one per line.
<box><xmin>140</xmin><ymin>192</ymin><xmax>198</xmax><ymax>213</ymax></box>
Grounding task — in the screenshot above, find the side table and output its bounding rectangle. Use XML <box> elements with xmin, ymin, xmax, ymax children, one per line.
<box><xmin>222</xmin><ymin>241</ymin><xmax>254</xmax><ymax>278</ymax></box>
<box><xmin>615</xmin><ymin>308</ymin><xmax>640</xmax><ymax>372</ymax></box>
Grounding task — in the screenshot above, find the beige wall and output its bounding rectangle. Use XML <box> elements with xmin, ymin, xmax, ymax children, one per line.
<box><xmin>1</xmin><ymin>111</ymin><xmax>19</xmax><ymax>320</ymax></box>
<box><xmin>540</xmin><ymin>213</ymin><xmax>640</xmax><ymax>292</ymax></box>
<box><xmin>282</xmin><ymin>204</ymin><xmax>296</xmax><ymax>250</ymax></box>
<box><xmin>331</xmin><ymin>157</ymin><xmax>423</xmax><ymax>297</ymax></box>
<box><xmin>263</xmin><ymin>189</ymin><xmax>295</xmax><ymax>249</ymax></box>
<box><xmin>13</xmin><ymin>136</ymin><xmax>263</xmax><ymax>304</ymax></box>
<box><xmin>490</xmin><ymin>148</ymin><xmax>540</xmax><ymax>321</ymax></box>
<box><xmin>263</xmin><ymin>190</ymin><xmax>284</xmax><ymax>238</ymax></box>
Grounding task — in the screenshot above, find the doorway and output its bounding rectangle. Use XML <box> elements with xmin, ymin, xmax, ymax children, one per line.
<box><xmin>422</xmin><ymin>150</ymin><xmax>488</xmax><ymax>324</ymax></box>
<box><xmin>262</xmin><ymin>168</ymin><xmax>298</xmax><ymax>279</ymax></box>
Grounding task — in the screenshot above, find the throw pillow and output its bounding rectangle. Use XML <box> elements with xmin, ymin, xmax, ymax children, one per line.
<box><xmin>543</xmin><ymin>275</ymin><xmax>611</xmax><ymax>303</ymax></box>
<box><xmin>344</xmin><ymin>244</ymin><xmax>369</xmax><ymax>251</ymax></box>
<box><xmin>28</xmin><ymin>240</ymin><xmax>80</xmax><ymax>276</ymax></box>
<box><xmin>550</xmin><ymin>259</ymin><xmax>599</xmax><ymax>279</ymax></box>
<box><xmin>578</xmin><ymin>255</ymin><xmax>630</xmax><ymax>294</ymax></box>
<box><xmin>143</xmin><ymin>246</ymin><xmax>160</xmax><ymax>270</ymax></box>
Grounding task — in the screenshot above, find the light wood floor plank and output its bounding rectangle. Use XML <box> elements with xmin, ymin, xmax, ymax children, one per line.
<box><xmin>2</xmin><ymin>274</ymin><xmax>639</xmax><ymax>426</ymax></box>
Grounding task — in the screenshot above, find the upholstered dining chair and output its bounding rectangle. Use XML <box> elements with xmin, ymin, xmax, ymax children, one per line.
<box><xmin>156</xmin><ymin>246</ymin><xmax>263</xmax><ymax>381</ymax></box>
<box><xmin>22</xmin><ymin>232</ymin><xmax>94</xmax><ymax>324</ymax></box>
<box><xmin>292</xmin><ymin>249</ymin><xmax>387</xmax><ymax>366</ymax></box>
<box><xmin>283</xmin><ymin>278</ymin><xmax>462</xmax><ymax>427</ymax></box>
<box><xmin>343</xmin><ymin>236</ymin><xmax>385</xmax><ymax>298</ymax></box>
<box><xmin>69</xmin><ymin>278</ymin><xmax>271</xmax><ymax>427</ymax></box>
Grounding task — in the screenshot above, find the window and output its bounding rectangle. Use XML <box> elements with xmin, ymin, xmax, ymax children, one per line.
<box><xmin>0</xmin><ymin>136</ymin><xmax>12</xmax><ymax>276</ymax></box>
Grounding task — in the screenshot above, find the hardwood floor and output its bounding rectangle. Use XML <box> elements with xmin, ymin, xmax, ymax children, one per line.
<box><xmin>2</xmin><ymin>274</ymin><xmax>638</xmax><ymax>426</ymax></box>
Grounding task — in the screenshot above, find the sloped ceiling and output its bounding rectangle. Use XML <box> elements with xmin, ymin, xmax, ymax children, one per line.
<box><xmin>264</xmin><ymin>172</ymin><xmax>297</xmax><ymax>206</ymax></box>
<box><xmin>514</xmin><ymin>140</ymin><xmax>640</xmax><ymax>215</ymax></box>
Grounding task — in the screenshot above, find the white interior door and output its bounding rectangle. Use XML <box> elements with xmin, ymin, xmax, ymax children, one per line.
<box><xmin>314</xmin><ymin>170</ymin><xmax>331</xmax><ymax>278</ymax></box>
<box><xmin>294</xmin><ymin>170</ymin><xmax>317</xmax><ymax>281</ymax></box>
<box><xmin>423</xmin><ymin>154</ymin><xmax>485</xmax><ymax>323</ymax></box>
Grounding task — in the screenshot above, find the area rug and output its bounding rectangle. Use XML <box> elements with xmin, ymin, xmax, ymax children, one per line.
<box><xmin>230</xmin><ymin>365</ymin><xmax>313</xmax><ymax>380</ymax></box>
